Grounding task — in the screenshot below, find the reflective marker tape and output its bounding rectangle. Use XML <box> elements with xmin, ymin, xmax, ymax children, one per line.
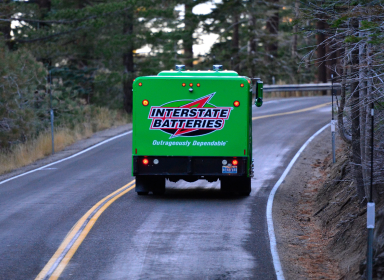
<box><xmin>367</xmin><ymin>202</ymin><xmax>375</xmax><ymax>229</ymax></box>
<box><xmin>331</xmin><ymin>120</ymin><xmax>337</xmax><ymax>132</ymax></box>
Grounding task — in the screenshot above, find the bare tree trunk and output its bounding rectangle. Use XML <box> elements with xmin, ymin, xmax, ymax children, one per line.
<box><xmin>350</xmin><ymin>43</ymin><xmax>366</xmax><ymax>200</ymax></box>
<box><xmin>0</xmin><ymin>0</ymin><xmax>13</xmax><ymax>49</ymax></box>
<box><xmin>304</xmin><ymin>20</ymin><xmax>310</xmax><ymax>69</ymax></box>
<box><xmin>326</xmin><ymin>43</ymin><xmax>336</xmax><ymax>79</ymax></box>
<box><xmin>265</xmin><ymin>0</ymin><xmax>279</xmax><ymax>56</ymax></box>
<box><xmin>248</xmin><ymin>6</ymin><xmax>256</xmax><ymax>78</ymax></box>
<box><xmin>359</xmin><ymin>21</ymin><xmax>368</xmax><ymax>192</ymax></box>
<box><xmin>123</xmin><ymin>12</ymin><xmax>134</xmax><ymax>114</ymax></box>
<box><xmin>232</xmin><ymin>11</ymin><xmax>240</xmax><ymax>72</ymax></box>
<box><xmin>183</xmin><ymin>3</ymin><xmax>193</xmax><ymax>68</ymax></box>
<box><xmin>316</xmin><ymin>20</ymin><xmax>327</xmax><ymax>95</ymax></box>
<box><xmin>291</xmin><ymin>0</ymin><xmax>299</xmax><ymax>58</ymax></box>
<box><xmin>337</xmin><ymin>47</ymin><xmax>353</xmax><ymax>143</ymax></box>
<box><xmin>37</xmin><ymin>0</ymin><xmax>51</xmax><ymax>29</ymax></box>
<box><xmin>37</xmin><ymin>0</ymin><xmax>51</xmax><ymax>11</ymax></box>
<box><xmin>365</xmin><ymin>26</ymin><xmax>375</xmax><ymax>200</ymax></box>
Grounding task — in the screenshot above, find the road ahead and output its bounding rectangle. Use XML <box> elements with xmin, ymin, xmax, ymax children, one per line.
<box><xmin>0</xmin><ymin>96</ymin><xmax>331</xmax><ymax>280</ymax></box>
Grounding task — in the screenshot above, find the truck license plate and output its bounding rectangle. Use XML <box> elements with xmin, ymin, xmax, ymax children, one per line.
<box><xmin>222</xmin><ymin>166</ymin><xmax>237</xmax><ymax>174</ymax></box>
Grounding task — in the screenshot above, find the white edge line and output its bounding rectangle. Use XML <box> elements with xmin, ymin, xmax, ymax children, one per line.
<box><xmin>267</xmin><ymin>123</ymin><xmax>330</xmax><ymax>280</ymax></box>
<box><xmin>0</xmin><ymin>131</ymin><xmax>132</xmax><ymax>186</ymax></box>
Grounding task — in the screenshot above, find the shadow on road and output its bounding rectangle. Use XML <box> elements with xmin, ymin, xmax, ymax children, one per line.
<box><xmin>136</xmin><ymin>187</ymin><xmax>249</xmax><ymax>201</ymax></box>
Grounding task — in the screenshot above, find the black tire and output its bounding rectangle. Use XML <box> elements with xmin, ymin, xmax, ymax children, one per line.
<box><xmin>237</xmin><ymin>176</ymin><xmax>251</xmax><ymax>196</ymax></box>
<box><xmin>135</xmin><ymin>175</ymin><xmax>165</xmax><ymax>195</ymax></box>
<box><xmin>221</xmin><ymin>176</ymin><xmax>251</xmax><ymax>196</ymax></box>
<box><xmin>220</xmin><ymin>176</ymin><xmax>236</xmax><ymax>194</ymax></box>
<box><xmin>137</xmin><ymin>191</ymin><xmax>149</xmax><ymax>195</ymax></box>
<box><xmin>153</xmin><ymin>190</ymin><xmax>165</xmax><ymax>196</ymax></box>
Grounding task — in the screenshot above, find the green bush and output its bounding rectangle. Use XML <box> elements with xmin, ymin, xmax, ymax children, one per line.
<box><xmin>0</xmin><ymin>41</ymin><xmax>47</xmax><ymax>149</ymax></box>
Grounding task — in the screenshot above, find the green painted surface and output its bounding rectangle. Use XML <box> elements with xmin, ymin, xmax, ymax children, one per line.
<box><xmin>158</xmin><ymin>70</ymin><xmax>239</xmax><ymax>76</ymax></box>
<box><xmin>132</xmin><ymin>74</ymin><xmax>253</xmax><ymax>176</ymax></box>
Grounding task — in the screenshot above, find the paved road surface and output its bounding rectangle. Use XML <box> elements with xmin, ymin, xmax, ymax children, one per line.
<box><xmin>0</xmin><ymin>96</ymin><xmax>331</xmax><ymax>280</ymax></box>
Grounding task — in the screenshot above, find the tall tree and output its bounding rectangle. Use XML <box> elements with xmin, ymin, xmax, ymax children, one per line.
<box><xmin>183</xmin><ymin>2</ymin><xmax>194</xmax><ymax>68</ymax></box>
<box><xmin>265</xmin><ymin>0</ymin><xmax>279</xmax><ymax>57</ymax></box>
<box><xmin>315</xmin><ymin>20</ymin><xmax>327</xmax><ymax>94</ymax></box>
<box><xmin>123</xmin><ymin>10</ymin><xmax>134</xmax><ymax>113</ymax></box>
<box><xmin>0</xmin><ymin>0</ymin><xmax>13</xmax><ymax>49</ymax></box>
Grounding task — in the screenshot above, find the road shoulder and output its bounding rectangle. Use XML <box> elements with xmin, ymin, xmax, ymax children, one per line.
<box><xmin>0</xmin><ymin>124</ymin><xmax>132</xmax><ymax>182</ymax></box>
<box><xmin>273</xmin><ymin>127</ymin><xmax>341</xmax><ymax>279</ymax></box>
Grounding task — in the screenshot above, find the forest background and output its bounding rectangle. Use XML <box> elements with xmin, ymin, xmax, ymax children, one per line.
<box><xmin>0</xmin><ymin>0</ymin><xmax>319</xmax><ymax>172</ymax></box>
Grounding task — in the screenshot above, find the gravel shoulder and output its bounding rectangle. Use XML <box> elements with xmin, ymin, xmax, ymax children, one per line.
<box><xmin>273</xmin><ymin>126</ymin><xmax>342</xmax><ymax>279</ymax></box>
<box><xmin>0</xmin><ymin>124</ymin><xmax>132</xmax><ymax>182</ymax></box>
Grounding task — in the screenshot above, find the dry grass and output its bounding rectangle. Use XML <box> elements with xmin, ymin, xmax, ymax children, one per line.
<box><xmin>0</xmin><ymin>108</ymin><xmax>130</xmax><ymax>175</ymax></box>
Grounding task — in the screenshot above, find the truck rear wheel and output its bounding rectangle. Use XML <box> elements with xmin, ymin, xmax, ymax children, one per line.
<box><xmin>137</xmin><ymin>191</ymin><xmax>149</xmax><ymax>196</ymax></box>
<box><xmin>135</xmin><ymin>175</ymin><xmax>165</xmax><ymax>195</ymax></box>
<box><xmin>238</xmin><ymin>177</ymin><xmax>251</xmax><ymax>196</ymax></box>
<box><xmin>221</xmin><ymin>176</ymin><xmax>251</xmax><ymax>196</ymax></box>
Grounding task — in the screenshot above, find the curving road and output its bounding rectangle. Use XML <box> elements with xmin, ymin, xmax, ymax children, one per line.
<box><xmin>0</xmin><ymin>96</ymin><xmax>331</xmax><ymax>280</ymax></box>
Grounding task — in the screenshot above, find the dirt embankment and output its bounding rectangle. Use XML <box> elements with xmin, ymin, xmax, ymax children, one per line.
<box><xmin>274</xmin><ymin>127</ymin><xmax>384</xmax><ymax>279</ymax></box>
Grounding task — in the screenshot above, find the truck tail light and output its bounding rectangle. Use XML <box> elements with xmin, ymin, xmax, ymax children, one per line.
<box><xmin>232</xmin><ymin>159</ymin><xmax>238</xmax><ymax>166</ymax></box>
<box><xmin>143</xmin><ymin>158</ymin><xmax>149</xmax><ymax>165</ymax></box>
<box><xmin>234</xmin><ymin>101</ymin><xmax>240</xmax><ymax>107</ymax></box>
<box><xmin>142</xmin><ymin>100</ymin><xmax>149</xmax><ymax>106</ymax></box>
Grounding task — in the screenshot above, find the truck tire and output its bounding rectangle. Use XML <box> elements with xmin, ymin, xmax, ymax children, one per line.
<box><xmin>237</xmin><ymin>177</ymin><xmax>251</xmax><ymax>196</ymax></box>
<box><xmin>135</xmin><ymin>175</ymin><xmax>165</xmax><ymax>195</ymax></box>
<box><xmin>137</xmin><ymin>191</ymin><xmax>149</xmax><ymax>195</ymax></box>
<box><xmin>221</xmin><ymin>176</ymin><xmax>251</xmax><ymax>196</ymax></box>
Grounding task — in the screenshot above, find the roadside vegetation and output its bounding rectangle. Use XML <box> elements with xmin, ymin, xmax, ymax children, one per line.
<box><xmin>0</xmin><ymin>40</ymin><xmax>129</xmax><ymax>174</ymax></box>
<box><xmin>299</xmin><ymin>0</ymin><xmax>384</xmax><ymax>278</ymax></box>
<box><xmin>0</xmin><ymin>108</ymin><xmax>129</xmax><ymax>175</ymax></box>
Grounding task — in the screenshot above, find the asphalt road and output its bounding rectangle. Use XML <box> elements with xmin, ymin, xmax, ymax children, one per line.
<box><xmin>0</xmin><ymin>96</ymin><xmax>331</xmax><ymax>280</ymax></box>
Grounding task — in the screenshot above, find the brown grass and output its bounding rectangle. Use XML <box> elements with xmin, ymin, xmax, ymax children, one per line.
<box><xmin>0</xmin><ymin>108</ymin><xmax>130</xmax><ymax>175</ymax></box>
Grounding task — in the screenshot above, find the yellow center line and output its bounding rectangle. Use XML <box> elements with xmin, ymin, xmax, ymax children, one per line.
<box><xmin>35</xmin><ymin>180</ymin><xmax>136</xmax><ymax>280</ymax></box>
<box><xmin>252</xmin><ymin>102</ymin><xmax>332</xmax><ymax>121</ymax></box>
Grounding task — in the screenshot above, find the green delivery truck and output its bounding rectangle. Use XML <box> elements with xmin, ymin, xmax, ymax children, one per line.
<box><xmin>132</xmin><ymin>65</ymin><xmax>263</xmax><ymax>196</ymax></box>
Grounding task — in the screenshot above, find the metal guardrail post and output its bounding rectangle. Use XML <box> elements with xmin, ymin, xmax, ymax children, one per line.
<box><xmin>367</xmin><ymin>103</ymin><xmax>375</xmax><ymax>280</ymax></box>
<box><xmin>331</xmin><ymin>75</ymin><xmax>336</xmax><ymax>163</ymax></box>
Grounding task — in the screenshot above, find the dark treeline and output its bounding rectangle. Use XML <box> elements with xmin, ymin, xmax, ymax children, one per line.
<box><xmin>1</xmin><ymin>0</ymin><xmax>316</xmax><ymax>150</ymax></box>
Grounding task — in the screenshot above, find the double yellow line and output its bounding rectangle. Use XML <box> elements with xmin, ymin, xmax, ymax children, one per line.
<box><xmin>36</xmin><ymin>101</ymin><xmax>331</xmax><ymax>279</ymax></box>
<box><xmin>252</xmin><ymin>102</ymin><xmax>331</xmax><ymax>121</ymax></box>
<box><xmin>35</xmin><ymin>180</ymin><xmax>136</xmax><ymax>280</ymax></box>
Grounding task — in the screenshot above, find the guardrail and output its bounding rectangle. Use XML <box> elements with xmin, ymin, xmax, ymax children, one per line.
<box><xmin>263</xmin><ymin>83</ymin><xmax>341</xmax><ymax>92</ymax></box>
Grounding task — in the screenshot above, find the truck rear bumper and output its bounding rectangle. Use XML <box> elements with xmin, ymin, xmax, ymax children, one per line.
<box><xmin>133</xmin><ymin>156</ymin><xmax>247</xmax><ymax>177</ymax></box>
